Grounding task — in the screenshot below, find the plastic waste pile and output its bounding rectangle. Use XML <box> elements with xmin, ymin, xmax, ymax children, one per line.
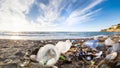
<box><xmin>21</xmin><ymin>36</ymin><xmax>120</xmax><ymax>68</ymax></box>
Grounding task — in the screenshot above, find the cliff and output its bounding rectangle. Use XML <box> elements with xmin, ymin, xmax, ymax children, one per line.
<box><xmin>101</xmin><ymin>24</ymin><xmax>120</xmax><ymax>32</ymax></box>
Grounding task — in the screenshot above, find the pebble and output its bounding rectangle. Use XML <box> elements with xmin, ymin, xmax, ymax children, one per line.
<box><xmin>4</xmin><ymin>59</ymin><xmax>13</xmax><ymax>63</ymax></box>
<box><xmin>52</xmin><ymin>66</ymin><xmax>58</xmax><ymax>68</ymax></box>
<box><xmin>15</xmin><ymin>51</ymin><xmax>24</xmax><ymax>57</ymax></box>
<box><xmin>20</xmin><ymin>60</ymin><xmax>30</xmax><ymax>67</ymax></box>
<box><xmin>30</xmin><ymin>55</ymin><xmax>37</xmax><ymax>62</ymax></box>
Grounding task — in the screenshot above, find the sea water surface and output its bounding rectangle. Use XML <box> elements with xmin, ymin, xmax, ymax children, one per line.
<box><xmin>0</xmin><ymin>32</ymin><xmax>120</xmax><ymax>40</ymax></box>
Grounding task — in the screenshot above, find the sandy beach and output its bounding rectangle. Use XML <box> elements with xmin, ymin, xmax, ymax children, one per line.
<box><xmin>0</xmin><ymin>34</ymin><xmax>120</xmax><ymax>68</ymax></box>
<box><xmin>0</xmin><ymin>0</ymin><xmax>120</xmax><ymax>68</ymax></box>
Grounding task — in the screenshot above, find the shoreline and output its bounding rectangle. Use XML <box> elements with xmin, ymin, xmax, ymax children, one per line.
<box><xmin>0</xmin><ymin>31</ymin><xmax>119</xmax><ymax>40</ymax></box>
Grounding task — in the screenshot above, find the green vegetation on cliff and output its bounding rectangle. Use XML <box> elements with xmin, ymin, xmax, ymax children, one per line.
<box><xmin>101</xmin><ymin>24</ymin><xmax>120</xmax><ymax>32</ymax></box>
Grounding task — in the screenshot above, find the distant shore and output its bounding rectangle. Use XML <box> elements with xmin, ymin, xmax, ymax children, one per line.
<box><xmin>101</xmin><ymin>24</ymin><xmax>120</xmax><ymax>32</ymax></box>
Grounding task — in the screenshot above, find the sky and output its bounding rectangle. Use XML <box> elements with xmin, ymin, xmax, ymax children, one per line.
<box><xmin>0</xmin><ymin>0</ymin><xmax>120</xmax><ymax>32</ymax></box>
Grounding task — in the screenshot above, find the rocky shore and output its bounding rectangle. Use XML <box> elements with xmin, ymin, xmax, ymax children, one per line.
<box><xmin>0</xmin><ymin>34</ymin><xmax>120</xmax><ymax>68</ymax></box>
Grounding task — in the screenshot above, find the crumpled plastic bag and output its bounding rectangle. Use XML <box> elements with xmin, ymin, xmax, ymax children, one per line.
<box><xmin>37</xmin><ymin>40</ymin><xmax>72</xmax><ymax>66</ymax></box>
<box><xmin>105</xmin><ymin>38</ymin><xmax>114</xmax><ymax>46</ymax></box>
<box><xmin>84</xmin><ymin>40</ymin><xmax>99</xmax><ymax>49</ymax></box>
<box><xmin>112</xmin><ymin>43</ymin><xmax>120</xmax><ymax>52</ymax></box>
<box><xmin>55</xmin><ymin>40</ymin><xmax>72</xmax><ymax>53</ymax></box>
<box><xmin>105</xmin><ymin>52</ymin><xmax>117</xmax><ymax>61</ymax></box>
<box><xmin>37</xmin><ymin>44</ymin><xmax>60</xmax><ymax>66</ymax></box>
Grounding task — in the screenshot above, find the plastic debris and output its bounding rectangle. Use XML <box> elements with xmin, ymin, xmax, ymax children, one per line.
<box><xmin>74</xmin><ymin>44</ymin><xmax>80</xmax><ymax>47</ymax></box>
<box><xmin>94</xmin><ymin>36</ymin><xmax>98</xmax><ymax>40</ymax></box>
<box><xmin>105</xmin><ymin>52</ymin><xmax>117</xmax><ymax>61</ymax></box>
<box><xmin>86</xmin><ymin>56</ymin><xmax>92</xmax><ymax>61</ymax></box>
<box><xmin>84</xmin><ymin>40</ymin><xmax>99</xmax><ymax>49</ymax></box>
<box><xmin>60</xmin><ymin>55</ymin><xmax>66</xmax><ymax>60</ymax></box>
<box><xmin>105</xmin><ymin>38</ymin><xmax>114</xmax><ymax>46</ymax></box>
<box><xmin>37</xmin><ymin>44</ymin><xmax>60</xmax><ymax>67</ymax></box>
<box><xmin>55</xmin><ymin>40</ymin><xmax>72</xmax><ymax>53</ymax></box>
<box><xmin>96</xmin><ymin>44</ymin><xmax>105</xmax><ymax>51</ymax></box>
<box><xmin>20</xmin><ymin>61</ymin><xmax>30</xmax><ymax>67</ymax></box>
<box><xmin>112</xmin><ymin>43</ymin><xmax>120</xmax><ymax>52</ymax></box>
<box><xmin>94</xmin><ymin>35</ymin><xmax>108</xmax><ymax>39</ymax></box>
<box><xmin>95</xmin><ymin>51</ymin><xmax>103</xmax><ymax>58</ymax></box>
<box><xmin>71</xmin><ymin>40</ymin><xmax>78</xmax><ymax>43</ymax></box>
<box><xmin>90</xmin><ymin>60</ymin><xmax>95</xmax><ymax>66</ymax></box>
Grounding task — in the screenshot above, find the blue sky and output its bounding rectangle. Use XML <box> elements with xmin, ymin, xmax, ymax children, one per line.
<box><xmin>82</xmin><ymin>0</ymin><xmax>120</xmax><ymax>31</ymax></box>
<box><xmin>0</xmin><ymin>0</ymin><xmax>120</xmax><ymax>32</ymax></box>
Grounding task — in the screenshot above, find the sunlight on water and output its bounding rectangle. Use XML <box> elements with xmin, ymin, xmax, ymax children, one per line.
<box><xmin>10</xmin><ymin>36</ymin><xmax>22</xmax><ymax>40</ymax></box>
<box><xmin>0</xmin><ymin>32</ymin><xmax>119</xmax><ymax>40</ymax></box>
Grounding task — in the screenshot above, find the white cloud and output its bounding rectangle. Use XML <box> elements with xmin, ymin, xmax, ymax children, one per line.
<box><xmin>66</xmin><ymin>8</ymin><xmax>102</xmax><ymax>26</ymax></box>
<box><xmin>66</xmin><ymin>0</ymin><xmax>103</xmax><ymax>26</ymax></box>
<box><xmin>0</xmin><ymin>0</ymin><xmax>36</xmax><ymax>32</ymax></box>
<box><xmin>36</xmin><ymin>0</ymin><xmax>62</xmax><ymax>26</ymax></box>
<box><xmin>0</xmin><ymin>0</ymin><xmax>104</xmax><ymax>32</ymax></box>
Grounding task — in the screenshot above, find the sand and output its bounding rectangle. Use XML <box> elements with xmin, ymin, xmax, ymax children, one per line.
<box><xmin>0</xmin><ymin>35</ymin><xmax>120</xmax><ymax>68</ymax></box>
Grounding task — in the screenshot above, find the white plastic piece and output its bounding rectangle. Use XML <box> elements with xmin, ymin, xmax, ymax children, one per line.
<box><xmin>55</xmin><ymin>40</ymin><xmax>72</xmax><ymax>53</ymax></box>
<box><xmin>105</xmin><ymin>52</ymin><xmax>117</xmax><ymax>60</ymax></box>
<box><xmin>37</xmin><ymin>44</ymin><xmax>60</xmax><ymax>66</ymax></box>
<box><xmin>112</xmin><ymin>43</ymin><xmax>120</xmax><ymax>52</ymax></box>
<box><xmin>84</xmin><ymin>40</ymin><xmax>98</xmax><ymax>49</ymax></box>
<box><xmin>105</xmin><ymin>38</ymin><xmax>114</xmax><ymax>46</ymax></box>
<box><xmin>95</xmin><ymin>51</ymin><xmax>103</xmax><ymax>58</ymax></box>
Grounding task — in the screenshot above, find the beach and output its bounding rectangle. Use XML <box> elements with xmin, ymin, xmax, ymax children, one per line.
<box><xmin>0</xmin><ymin>34</ymin><xmax>120</xmax><ymax>68</ymax></box>
<box><xmin>0</xmin><ymin>0</ymin><xmax>120</xmax><ymax>68</ymax></box>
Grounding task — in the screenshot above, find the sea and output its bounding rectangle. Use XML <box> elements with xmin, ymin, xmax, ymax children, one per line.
<box><xmin>0</xmin><ymin>32</ymin><xmax>120</xmax><ymax>40</ymax></box>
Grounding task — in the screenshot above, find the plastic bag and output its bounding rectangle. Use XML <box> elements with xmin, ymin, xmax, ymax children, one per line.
<box><xmin>112</xmin><ymin>43</ymin><xmax>120</xmax><ymax>52</ymax></box>
<box><xmin>37</xmin><ymin>40</ymin><xmax>72</xmax><ymax>66</ymax></box>
<box><xmin>84</xmin><ymin>40</ymin><xmax>99</xmax><ymax>49</ymax></box>
<box><xmin>105</xmin><ymin>52</ymin><xmax>117</xmax><ymax>60</ymax></box>
<box><xmin>55</xmin><ymin>40</ymin><xmax>72</xmax><ymax>53</ymax></box>
<box><xmin>37</xmin><ymin>44</ymin><xmax>60</xmax><ymax>66</ymax></box>
<box><xmin>105</xmin><ymin>38</ymin><xmax>114</xmax><ymax>46</ymax></box>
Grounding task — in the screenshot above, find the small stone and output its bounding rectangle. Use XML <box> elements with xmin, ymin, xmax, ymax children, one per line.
<box><xmin>20</xmin><ymin>61</ymin><xmax>30</xmax><ymax>67</ymax></box>
<box><xmin>52</xmin><ymin>66</ymin><xmax>58</xmax><ymax>68</ymax></box>
<box><xmin>25</xmin><ymin>49</ymin><xmax>32</xmax><ymax>56</ymax></box>
<box><xmin>15</xmin><ymin>51</ymin><xmax>24</xmax><ymax>57</ymax></box>
<box><xmin>30</xmin><ymin>55</ymin><xmax>37</xmax><ymax>62</ymax></box>
<box><xmin>4</xmin><ymin>59</ymin><xmax>13</xmax><ymax>63</ymax></box>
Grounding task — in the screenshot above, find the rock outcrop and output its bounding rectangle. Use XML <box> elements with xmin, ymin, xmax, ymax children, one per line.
<box><xmin>101</xmin><ymin>24</ymin><xmax>120</xmax><ymax>32</ymax></box>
